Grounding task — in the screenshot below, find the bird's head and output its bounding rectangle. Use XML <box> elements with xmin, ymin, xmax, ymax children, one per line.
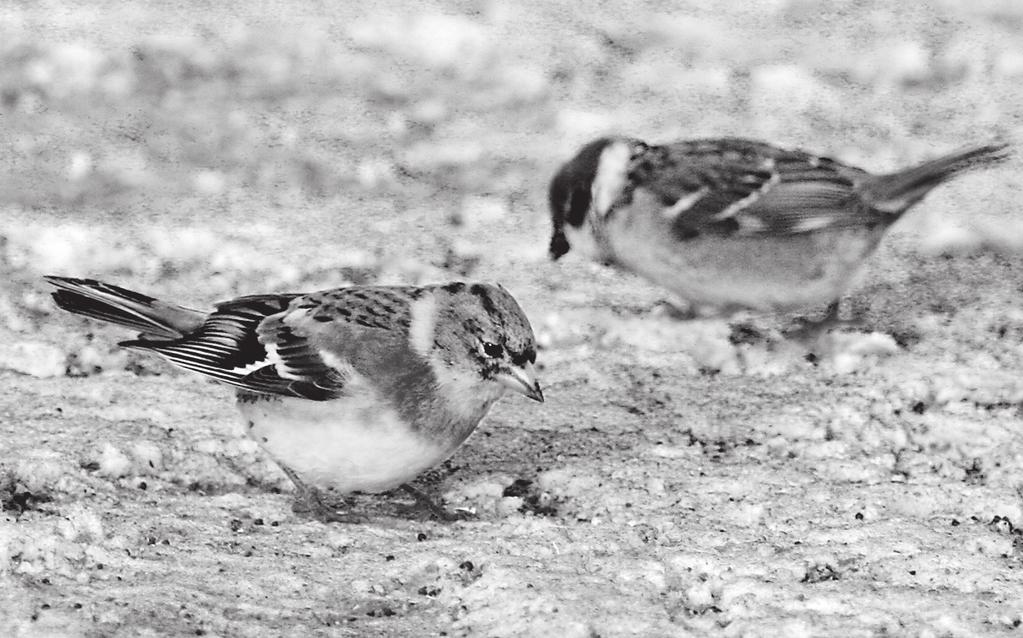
<box><xmin>418</xmin><ymin>282</ymin><xmax>543</xmax><ymax>407</ymax></box>
<box><xmin>548</xmin><ymin>136</ymin><xmax>647</xmax><ymax>262</ymax></box>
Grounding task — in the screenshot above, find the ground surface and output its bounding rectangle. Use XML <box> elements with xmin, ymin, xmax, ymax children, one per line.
<box><xmin>2</xmin><ymin>1</ymin><xmax>1023</xmax><ymax>636</ymax></box>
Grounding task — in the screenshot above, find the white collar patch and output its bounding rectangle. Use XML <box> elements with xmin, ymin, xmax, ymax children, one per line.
<box><xmin>591</xmin><ymin>141</ymin><xmax>633</xmax><ymax>218</ymax></box>
<box><xmin>408</xmin><ymin>293</ymin><xmax>438</xmax><ymax>358</ymax></box>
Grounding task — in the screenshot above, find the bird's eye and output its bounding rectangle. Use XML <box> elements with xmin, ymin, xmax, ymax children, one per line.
<box><xmin>481</xmin><ymin>341</ymin><xmax>503</xmax><ymax>358</ymax></box>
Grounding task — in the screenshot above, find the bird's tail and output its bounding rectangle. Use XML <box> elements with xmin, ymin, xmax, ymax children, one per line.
<box><xmin>862</xmin><ymin>142</ymin><xmax>1011</xmax><ymax>213</ymax></box>
<box><xmin>45</xmin><ymin>276</ymin><xmax>206</xmax><ymax>341</ymax></box>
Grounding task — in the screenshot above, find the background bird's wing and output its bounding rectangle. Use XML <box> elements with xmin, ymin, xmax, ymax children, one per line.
<box><xmin>634</xmin><ymin>139</ymin><xmax>881</xmax><ymax>240</ymax></box>
<box><xmin>121</xmin><ymin>289</ymin><xmax>414</xmax><ymax>401</ymax></box>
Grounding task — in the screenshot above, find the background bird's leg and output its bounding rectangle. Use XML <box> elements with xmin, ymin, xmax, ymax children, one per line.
<box><xmin>822</xmin><ymin>301</ymin><xmax>841</xmax><ymax>322</ymax></box>
<box><xmin>785</xmin><ymin>300</ymin><xmax>866</xmax><ymax>344</ymax></box>
<box><xmin>815</xmin><ymin>300</ymin><xmax>866</xmax><ymax>331</ymax></box>
<box><xmin>784</xmin><ymin>301</ymin><xmax>839</xmax><ymax>343</ymax></box>
<box><xmin>400</xmin><ymin>483</ymin><xmax>473</xmax><ymax>522</ymax></box>
<box><xmin>650</xmin><ymin>293</ymin><xmax>704</xmax><ymax>320</ymax></box>
<box><xmin>280</xmin><ymin>466</ymin><xmax>366</xmax><ymax>524</ymax></box>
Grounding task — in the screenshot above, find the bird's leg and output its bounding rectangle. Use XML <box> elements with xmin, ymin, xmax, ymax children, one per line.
<box><xmin>652</xmin><ymin>297</ymin><xmax>743</xmax><ymax>320</ymax></box>
<box><xmin>822</xmin><ymin>300</ymin><xmax>841</xmax><ymax>322</ymax></box>
<box><xmin>399</xmin><ymin>483</ymin><xmax>473</xmax><ymax>522</ymax></box>
<box><xmin>654</xmin><ymin>297</ymin><xmax>752</xmax><ymax>322</ymax></box>
<box><xmin>816</xmin><ymin>300</ymin><xmax>866</xmax><ymax>331</ymax></box>
<box><xmin>784</xmin><ymin>302</ymin><xmax>838</xmax><ymax>343</ymax></box>
<box><xmin>785</xmin><ymin>301</ymin><xmax>865</xmax><ymax>343</ymax></box>
<box><xmin>651</xmin><ymin>298</ymin><xmax>700</xmax><ymax>320</ymax></box>
<box><xmin>279</xmin><ymin>465</ymin><xmax>366</xmax><ymax>524</ymax></box>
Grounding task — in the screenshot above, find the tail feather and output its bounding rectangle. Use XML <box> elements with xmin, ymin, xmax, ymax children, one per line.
<box><xmin>863</xmin><ymin>142</ymin><xmax>1011</xmax><ymax>213</ymax></box>
<box><xmin>45</xmin><ymin>276</ymin><xmax>207</xmax><ymax>341</ymax></box>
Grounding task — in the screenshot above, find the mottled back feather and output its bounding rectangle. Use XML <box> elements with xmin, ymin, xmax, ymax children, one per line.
<box><xmin>629</xmin><ymin>139</ymin><xmax>879</xmax><ymax>241</ymax></box>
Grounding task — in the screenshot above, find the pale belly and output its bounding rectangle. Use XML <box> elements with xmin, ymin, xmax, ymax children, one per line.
<box><xmin>607</xmin><ymin>218</ymin><xmax>888</xmax><ymax>311</ymax></box>
<box><xmin>238</xmin><ymin>394</ymin><xmax>466</xmax><ymax>494</ymax></box>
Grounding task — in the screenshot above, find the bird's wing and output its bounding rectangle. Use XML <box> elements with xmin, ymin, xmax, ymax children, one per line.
<box><xmin>120</xmin><ymin>288</ymin><xmax>415</xmax><ymax>401</ymax></box>
<box><xmin>631</xmin><ymin>138</ymin><xmax>882</xmax><ymax>240</ymax></box>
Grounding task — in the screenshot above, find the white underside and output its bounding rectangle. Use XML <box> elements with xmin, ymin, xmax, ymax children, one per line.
<box><xmin>240</xmin><ymin>392</ymin><xmax>458</xmax><ymax>494</ymax></box>
<box><xmin>614</xmin><ymin>228</ymin><xmax>877</xmax><ymax>311</ymax></box>
<box><xmin>570</xmin><ymin>193</ymin><xmax>888</xmax><ymax>312</ymax></box>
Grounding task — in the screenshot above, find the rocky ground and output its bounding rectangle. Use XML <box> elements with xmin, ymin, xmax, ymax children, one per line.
<box><xmin>2</xmin><ymin>1</ymin><xmax>1023</xmax><ymax>636</ymax></box>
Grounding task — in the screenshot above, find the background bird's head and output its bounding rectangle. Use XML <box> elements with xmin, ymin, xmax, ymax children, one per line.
<box><xmin>548</xmin><ymin>136</ymin><xmax>647</xmax><ymax>262</ymax></box>
<box><xmin>420</xmin><ymin>282</ymin><xmax>543</xmax><ymax>407</ymax></box>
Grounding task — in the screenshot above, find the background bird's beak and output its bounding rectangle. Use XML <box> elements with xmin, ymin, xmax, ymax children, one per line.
<box><xmin>496</xmin><ymin>362</ymin><xmax>544</xmax><ymax>402</ymax></box>
<box><xmin>549</xmin><ymin>230</ymin><xmax>570</xmax><ymax>261</ymax></box>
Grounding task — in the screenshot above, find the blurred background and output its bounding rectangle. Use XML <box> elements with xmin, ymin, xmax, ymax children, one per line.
<box><xmin>0</xmin><ymin>0</ymin><xmax>1021</xmax><ymax>371</ymax></box>
<box><xmin>2</xmin><ymin>0</ymin><xmax>1021</xmax><ymax>307</ymax></box>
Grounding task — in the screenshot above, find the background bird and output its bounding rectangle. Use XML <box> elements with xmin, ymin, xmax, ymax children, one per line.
<box><xmin>45</xmin><ymin>276</ymin><xmax>543</xmax><ymax>522</ymax></box>
<box><xmin>548</xmin><ymin>136</ymin><xmax>1011</xmax><ymax>327</ymax></box>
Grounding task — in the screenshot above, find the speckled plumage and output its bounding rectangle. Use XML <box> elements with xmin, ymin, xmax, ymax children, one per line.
<box><xmin>45</xmin><ymin>276</ymin><xmax>543</xmax><ymax>520</ymax></box>
<box><xmin>549</xmin><ymin>136</ymin><xmax>1010</xmax><ymax>314</ymax></box>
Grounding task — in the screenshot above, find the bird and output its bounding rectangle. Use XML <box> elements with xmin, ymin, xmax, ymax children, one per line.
<box><xmin>548</xmin><ymin>136</ymin><xmax>1011</xmax><ymax>327</ymax></box>
<box><xmin>44</xmin><ymin>276</ymin><xmax>544</xmax><ymax>523</ymax></box>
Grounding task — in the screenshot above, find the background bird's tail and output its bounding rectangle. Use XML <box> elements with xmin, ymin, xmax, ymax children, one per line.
<box><xmin>45</xmin><ymin>276</ymin><xmax>207</xmax><ymax>341</ymax></box>
<box><xmin>862</xmin><ymin>142</ymin><xmax>1011</xmax><ymax>214</ymax></box>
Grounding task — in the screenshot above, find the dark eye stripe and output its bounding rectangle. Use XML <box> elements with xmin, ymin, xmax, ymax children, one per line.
<box><xmin>511</xmin><ymin>348</ymin><xmax>536</xmax><ymax>366</ymax></box>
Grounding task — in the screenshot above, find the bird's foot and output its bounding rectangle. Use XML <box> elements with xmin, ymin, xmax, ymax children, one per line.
<box><xmin>784</xmin><ymin>302</ymin><xmax>864</xmax><ymax>346</ymax></box>
<box><xmin>650</xmin><ymin>299</ymin><xmax>700</xmax><ymax>320</ymax></box>
<box><xmin>291</xmin><ymin>488</ymin><xmax>367</xmax><ymax>524</ymax></box>
<box><xmin>652</xmin><ymin>299</ymin><xmax>746</xmax><ymax>321</ymax></box>
<box><xmin>399</xmin><ymin>484</ymin><xmax>475</xmax><ymax>522</ymax></box>
<box><xmin>278</xmin><ymin>464</ymin><xmax>367</xmax><ymax>524</ymax></box>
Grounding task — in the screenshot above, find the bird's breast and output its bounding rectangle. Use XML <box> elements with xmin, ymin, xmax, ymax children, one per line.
<box><xmin>605</xmin><ymin>200</ymin><xmax>887</xmax><ymax>311</ymax></box>
<box><xmin>237</xmin><ymin>386</ymin><xmax>485</xmax><ymax>494</ymax></box>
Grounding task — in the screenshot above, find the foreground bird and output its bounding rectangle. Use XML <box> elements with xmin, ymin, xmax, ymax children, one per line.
<box><xmin>45</xmin><ymin>276</ymin><xmax>543</xmax><ymax>522</ymax></box>
<box><xmin>549</xmin><ymin>136</ymin><xmax>1010</xmax><ymax>323</ymax></box>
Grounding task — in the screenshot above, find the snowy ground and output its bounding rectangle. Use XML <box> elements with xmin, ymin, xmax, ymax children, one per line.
<box><xmin>2</xmin><ymin>1</ymin><xmax>1023</xmax><ymax>636</ymax></box>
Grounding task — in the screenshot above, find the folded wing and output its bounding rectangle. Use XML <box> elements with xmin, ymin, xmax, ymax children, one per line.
<box><xmin>121</xmin><ymin>293</ymin><xmax>349</xmax><ymax>401</ymax></box>
<box><xmin>634</xmin><ymin>138</ymin><xmax>882</xmax><ymax>240</ymax></box>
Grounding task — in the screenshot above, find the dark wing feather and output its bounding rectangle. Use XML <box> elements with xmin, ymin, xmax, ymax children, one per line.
<box><xmin>633</xmin><ymin>138</ymin><xmax>880</xmax><ymax>240</ymax></box>
<box><xmin>121</xmin><ymin>288</ymin><xmax>418</xmax><ymax>401</ymax></box>
<box><xmin>121</xmin><ymin>293</ymin><xmax>346</xmax><ymax>401</ymax></box>
<box><xmin>45</xmin><ymin>276</ymin><xmax>206</xmax><ymax>339</ymax></box>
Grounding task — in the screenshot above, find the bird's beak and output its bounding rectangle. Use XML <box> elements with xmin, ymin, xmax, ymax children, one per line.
<box><xmin>496</xmin><ymin>362</ymin><xmax>544</xmax><ymax>402</ymax></box>
<box><xmin>549</xmin><ymin>230</ymin><xmax>570</xmax><ymax>261</ymax></box>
